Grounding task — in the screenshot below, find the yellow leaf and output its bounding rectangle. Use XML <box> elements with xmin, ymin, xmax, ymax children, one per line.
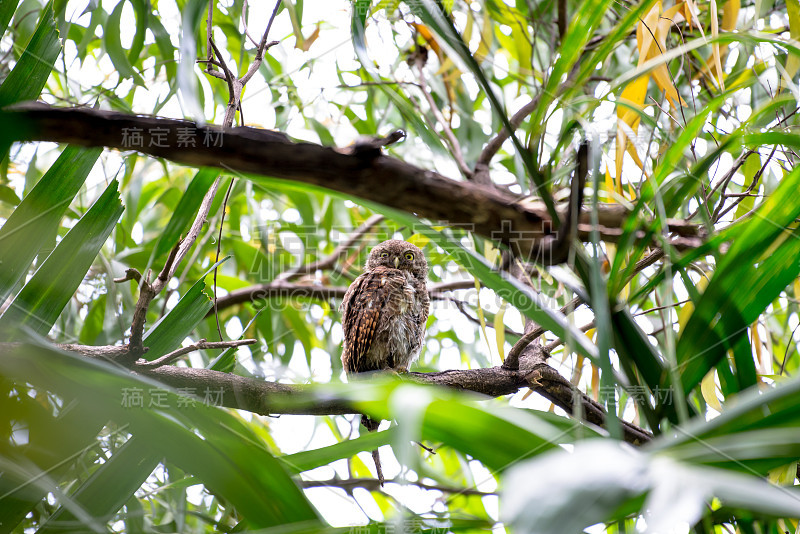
<box><xmin>406</xmin><ymin>233</ymin><xmax>430</xmax><ymax>249</ymax></box>
<box><xmin>474</xmin><ymin>9</ymin><xmax>494</xmax><ymax>62</ymax></box>
<box><xmin>648</xmin><ymin>3</ymin><xmax>688</xmax><ymax>107</ymax></box>
<box><xmin>495</xmin><ymin>301</ymin><xmax>507</xmax><ymax>362</ymax></box>
<box><xmin>722</xmin><ymin>0</ymin><xmax>740</xmax><ymax>30</ymax></box>
<box><xmin>783</xmin><ymin>0</ymin><xmax>800</xmax><ymax>91</ymax></box>
<box><xmin>637</xmin><ymin>2</ymin><xmax>662</xmax><ymax>69</ymax></box>
<box><xmin>678</xmin><ymin>272</ymin><xmax>710</xmax><ymax>332</ymax></box>
<box><xmin>768</xmin><ymin>461</ymin><xmax>798</xmax><ymax>486</ymax></box>
<box><xmin>710</xmin><ymin>0</ymin><xmax>725</xmax><ymax>91</ymax></box>
<box><xmin>591</xmin><ymin>363</ymin><xmax>600</xmax><ymax>402</ymax></box>
<box><xmin>701</xmin><ymin>369</ymin><xmax>723</xmax><ymax>411</ymax></box>
<box><xmin>297</xmin><ymin>24</ymin><xmax>321</xmax><ymax>52</ymax></box>
<box><xmin>412</xmin><ymin>23</ymin><xmax>443</xmax><ymax>60</ymax></box>
<box><xmin>604</xmin><ymin>167</ymin><xmax>616</xmax><ymax>203</ymax></box>
<box><xmin>616</xmin><ymin>75</ymin><xmax>650</xmax><ymax>183</ymax></box>
<box><xmin>474</xmin><ymin>279</ymin><xmax>493</xmax><ymax>360</ymax></box>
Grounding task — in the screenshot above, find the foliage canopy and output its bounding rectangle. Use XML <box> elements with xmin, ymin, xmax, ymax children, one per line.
<box><xmin>1</xmin><ymin>0</ymin><xmax>800</xmax><ymax>531</ymax></box>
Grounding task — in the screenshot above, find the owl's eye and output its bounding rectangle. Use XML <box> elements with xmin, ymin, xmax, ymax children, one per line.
<box><xmin>380</xmin><ymin>252</ymin><xmax>389</xmax><ymax>258</ymax></box>
<box><xmin>404</xmin><ymin>252</ymin><xmax>414</xmax><ymax>260</ymax></box>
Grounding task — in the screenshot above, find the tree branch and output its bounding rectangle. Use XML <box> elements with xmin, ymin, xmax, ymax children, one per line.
<box><xmin>137</xmin><ymin>338</ymin><xmax>258</xmax><ymax>369</ymax></box>
<box><xmin>6</xmin><ymin>338</ymin><xmax>652</xmax><ymax>445</ymax></box>
<box><xmin>277</xmin><ymin>214</ymin><xmax>385</xmax><ymax>282</ymax></box>
<box><xmin>1</xmin><ymin>103</ymin><xmax>703</xmax><ymax>260</ymax></box>
<box><xmin>298</xmin><ymin>477</ymin><xmax>495</xmax><ymax>496</ymax></box>
<box><xmin>209</xmin><ymin>280</ymin><xmax>478</xmax><ymax>315</ymax></box>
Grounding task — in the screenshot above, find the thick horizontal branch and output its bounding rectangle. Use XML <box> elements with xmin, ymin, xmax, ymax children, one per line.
<box><xmin>2</xmin><ymin>103</ymin><xmax>702</xmax><ymax>258</ymax></box>
<box><xmin>8</xmin><ymin>340</ymin><xmax>651</xmax><ymax>445</ymax></box>
<box><xmin>129</xmin><ymin>356</ymin><xmax>651</xmax><ymax>445</ymax></box>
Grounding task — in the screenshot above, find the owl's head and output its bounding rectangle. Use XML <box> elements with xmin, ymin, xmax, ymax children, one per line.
<box><xmin>366</xmin><ymin>239</ymin><xmax>428</xmax><ymax>279</ymax></box>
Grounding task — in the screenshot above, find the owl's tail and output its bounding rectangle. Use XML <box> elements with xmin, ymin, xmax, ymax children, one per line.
<box><xmin>361</xmin><ymin>415</ymin><xmax>385</xmax><ymax>486</ymax></box>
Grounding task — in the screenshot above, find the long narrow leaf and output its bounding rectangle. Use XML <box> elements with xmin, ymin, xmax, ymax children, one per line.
<box><xmin>0</xmin><ymin>146</ymin><xmax>101</xmax><ymax>302</ymax></box>
<box><xmin>0</xmin><ymin>180</ymin><xmax>123</xmax><ymax>337</ymax></box>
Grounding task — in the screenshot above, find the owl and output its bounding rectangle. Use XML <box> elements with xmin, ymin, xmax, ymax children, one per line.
<box><xmin>341</xmin><ymin>239</ymin><xmax>430</xmax><ymax>376</ymax></box>
<box><xmin>340</xmin><ymin>239</ymin><xmax>430</xmax><ymax>485</ymax></box>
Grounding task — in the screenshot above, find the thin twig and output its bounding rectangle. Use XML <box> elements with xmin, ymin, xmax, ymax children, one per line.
<box><xmin>415</xmin><ymin>64</ymin><xmax>472</xmax><ymax>179</ymax></box>
<box><xmin>476</xmin><ymin>96</ymin><xmax>540</xmax><ymax>168</ymax></box>
<box><xmin>240</xmin><ymin>0</ymin><xmax>283</xmax><ymax>85</ymax></box>
<box><xmin>240</xmin><ymin>0</ymin><xmax>260</xmax><ymax>47</ymax></box>
<box><xmin>213</xmin><ymin>178</ymin><xmax>236</xmax><ymax>340</ymax></box>
<box><xmin>136</xmin><ymin>339</ymin><xmax>258</xmax><ymax>369</ymax></box>
<box><xmin>278</xmin><ymin>214</ymin><xmax>385</xmax><ymax>281</ymax></box>
<box><xmin>503</xmin><ymin>296</ymin><xmax>584</xmax><ymax>370</ymax></box>
<box><xmin>298</xmin><ymin>477</ymin><xmax>495</xmax><ymax>496</ymax></box>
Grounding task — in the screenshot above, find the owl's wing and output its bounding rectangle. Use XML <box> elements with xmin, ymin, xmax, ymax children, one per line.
<box><xmin>416</xmin><ymin>282</ymin><xmax>430</xmax><ymax>333</ymax></box>
<box><xmin>341</xmin><ymin>269</ymin><xmax>406</xmax><ymax>374</ymax></box>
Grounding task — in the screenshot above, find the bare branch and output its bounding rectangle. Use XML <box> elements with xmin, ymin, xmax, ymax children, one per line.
<box><xmin>299</xmin><ymin>477</ymin><xmax>495</xmax><ymax>496</ymax></box>
<box><xmin>416</xmin><ymin>64</ymin><xmax>472</xmax><ymax>179</ymax></box>
<box><xmin>113</xmin><ymin>268</ymin><xmax>143</xmax><ymax>284</ymax></box>
<box><xmin>209</xmin><ymin>280</ymin><xmax>477</xmax><ymax>315</ymax></box>
<box><xmin>476</xmin><ymin>96</ymin><xmax>540</xmax><ymax>169</ymax></box>
<box><xmin>2</xmin><ymin>103</ymin><xmax>704</xmax><ymax>259</ymax></box>
<box><xmin>278</xmin><ymin>214</ymin><xmax>385</xmax><ymax>281</ymax></box>
<box><xmin>136</xmin><ymin>338</ymin><xmax>258</xmax><ymax>369</ymax></box>
<box><xmin>153</xmin><ymin>181</ymin><xmax>221</xmax><ymax>295</ymax></box>
<box><xmin>240</xmin><ymin>0</ymin><xmax>283</xmax><ymax>85</ymax></box>
<box><xmin>503</xmin><ymin>296</ymin><xmax>583</xmax><ymax>371</ymax></box>
<box><xmin>127</xmin><ymin>353</ymin><xmax>652</xmax><ymax>445</ymax></box>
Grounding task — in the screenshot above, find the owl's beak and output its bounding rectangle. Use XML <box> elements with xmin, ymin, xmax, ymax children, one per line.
<box><xmin>394</xmin><ymin>256</ymin><xmax>399</xmax><ymax>268</ymax></box>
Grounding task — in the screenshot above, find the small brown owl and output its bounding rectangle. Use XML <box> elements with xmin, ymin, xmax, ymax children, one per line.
<box><xmin>340</xmin><ymin>239</ymin><xmax>430</xmax><ymax>484</ymax></box>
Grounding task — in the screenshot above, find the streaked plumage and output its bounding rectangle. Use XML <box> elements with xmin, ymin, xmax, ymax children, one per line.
<box><xmin>340</xmin><ymin>239</ymin><xmax>429</xmax><ymax>485</ymax></box>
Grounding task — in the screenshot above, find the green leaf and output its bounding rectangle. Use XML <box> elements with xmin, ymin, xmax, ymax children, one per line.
<box><xmin>350</xmin><ymin>0</ymin><xmax>374</xmax><ymax>75</ymax></box>
<box><xmin>404</xmin><ymin>0</ymin><xmax>557</xmax><ymax>218</ymax></box>
<box><xmin>0</xmin><ymin>180</ymin><xmax>123</xmax><ymax>337</ymax></box>
<box><xmin>0</xmin><ymin>1</ymin><xmax>60</xmax><ymax>108</ymax></box>
<box><xmin>39</xmin><ymin>437</ymin><xmax>159</xmax><ymax>533</ymax></box>
<box><xmin>78</xmin><ymin>293</ymin><xmax>106</xmax><ymax>345</ymax></box>
<box><xmin>0</xmin><ymin>146</ymin><xmax>101</xmax><ymax>302</ymax></box>
<box><xmin>0</xmin><ymin>184</ymin><xmax>21</xmax><ymax>206</ymax></box>
<box><xmin>148</xmin><ymin>10</ymin><xmax>176</xmax><ymax>79</ymax></box>
<box><xmin>675</xmin><ymin>165</ymin><xmax>800</xmax><ymax>394</ymax></box>
<box><xmin>140</xmin><ymin>263</ymin><xmax>223</xmax><ymax>360</ymax></box>
<box><xmin>0</xmin><ymin>343</ymin><xmax>321</xmax><ymax>529</ymax></box>
<box><xmin>104</xmin><ymin>0</ymin><xmax>145</xmax><ymax>86</ymax></box>
<box><xmin>0</xmin><ymin>402</ymin><xmax>108</xmax><ymax>530</ymax></box>
<box><xmin>208</xmin><ymin>310</ymin><xmax>261</xmax><ymax>372</ymax></box>
<box><xmin>650</xmin><ymin>367</ymin><xmax>800</xmax><ymax>447</ymax></box>
<box><xmin>280</xmin><ymin>427</ymin><xmax>397</xmax><ymax>474</ymax></box>
<box><xmin>152</xmin><ymin>168</ymin><xmax>219</xmax><ymax>260</ymax></box>
<box><xmin>0</xmin><ymin>0</ymin><xmax>20</xmax><ymax>37</ymax></box>
<box><xmin>126</xmin><ymin>0</ymin><xmax>147</xmax><ymax>63</ymax></box>
<box><xmin>177</xmin><ymin>0</ymin><xmax>206</xmax><ymax>120</ymax></box>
